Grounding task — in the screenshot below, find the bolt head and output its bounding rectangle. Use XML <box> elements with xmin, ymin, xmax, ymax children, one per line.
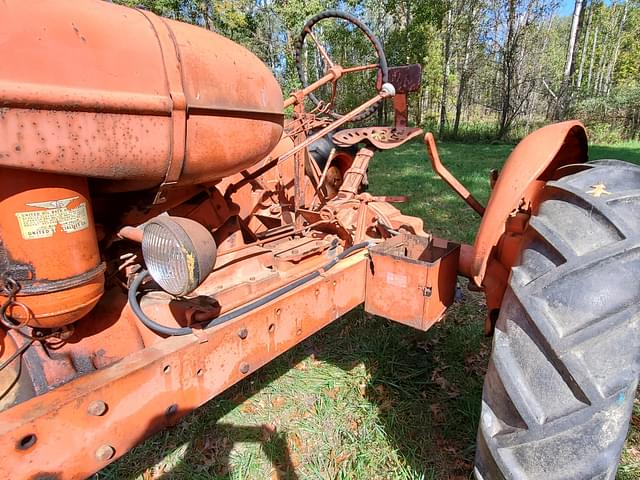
<box><xmin>87</xmin><ymin>400</ymin><xmax>108</xmax><ymax>416</ymax></box>
<box><xmin>165</xmin><ymin>404</ymin><xmax>178</xmax><ymax>417</ymax></box>
<box><xmin>238</xmin><ymin>328</ymin><xmax>248</xmax><ymax>339</ymax></box>
<box><xmin>239</xmin><ymin>362</ymin><xmax>250</xmax><ymax>374</ymax></box>
<box><xmin>95</xmin><ymin>444</ymin><xmax>115</xmax><ymax>462</ymax></box>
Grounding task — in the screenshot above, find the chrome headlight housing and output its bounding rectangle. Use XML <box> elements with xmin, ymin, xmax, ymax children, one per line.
<box><xmin>141</xmin><ymin>216</ymin><xmax>216</xmax><ymax>296</ymax></box>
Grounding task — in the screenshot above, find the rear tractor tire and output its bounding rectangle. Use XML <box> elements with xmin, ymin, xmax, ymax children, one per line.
<box><xmin>475</xmin><ymin>160</ymin><xmax>640</xmax><ymax>479</ymax></box>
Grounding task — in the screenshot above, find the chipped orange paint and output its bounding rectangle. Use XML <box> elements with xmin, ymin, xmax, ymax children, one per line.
<box><xmin>468</xmin><ymin>121</ymin><xmax>588</xmax><ymax>286</ymax></box>
<box><xmin>0</xmin><ymin>0</ymin><xmax>284</xmax><ymax>193</ymax></box>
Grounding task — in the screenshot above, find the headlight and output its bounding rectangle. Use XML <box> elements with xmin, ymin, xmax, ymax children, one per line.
<box><xmin>141</xmin><ymin>216</ymin><xmax>216</xmax><ymax>296</ymax></box>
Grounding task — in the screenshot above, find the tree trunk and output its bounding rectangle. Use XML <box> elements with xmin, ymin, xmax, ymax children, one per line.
<box><xmin>587</xmin><ymin>25</ymin><xmax>598</xmax><ymax>91</ymax></box>
<box><xmin>498</xmin><ymin>0</ymin><xmax>517</xmax><ymax>139</ymax></box>
<box><xmin>604</xmin><ymin>1</ymin><xmax>628</xmax><ymax>96</ymax></box>
<box><xmin>439</xmin><ymin>8</ymin><xmax>453</xmax><ymax>137</ymax></box>
<box><xmin>201</xmin><ymin>0</ymin><xmax>212</xmax><ymax>30</ymax></box>
<box><xmin>454</xmin><ymin>16</ymin><xmax>474</xmax><ymax>137</ymax></box>
<box><xmin>595</xmin><ymin>5</ymin><xmax>613</xmax><ymax>94</ymax></box>
<box><xmin>554</xmin><ymin>0</ymin><xmax>584</xmax><ymax>119</ymax></box>
<box><xmin>564</xmin><ymin>0</ymin><xmax>584</xmax><ymax>80</ymax></box>
<box><xmin>576</xmin><ymin>0</ymin><xmax>593</xmax><ymax>89</ymax></box>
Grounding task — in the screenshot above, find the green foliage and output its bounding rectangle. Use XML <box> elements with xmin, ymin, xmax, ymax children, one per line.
<box><xmin>573</xmin><ymin>84</ymin><xmax>640</xmax><ymax>142</ymax></box>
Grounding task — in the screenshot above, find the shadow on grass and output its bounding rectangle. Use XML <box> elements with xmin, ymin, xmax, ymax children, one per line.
<box><xmin>98</xmin><ymin>289</ymin><xmax>489</xmax><ymax>479</ymax></box>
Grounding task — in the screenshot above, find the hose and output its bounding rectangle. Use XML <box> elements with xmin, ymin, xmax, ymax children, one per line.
<box><xmin>128</xmin><ymin>241</ymin><xmax>371</xmax><ymax>336</ymax></box>
<box><xmin>128</xmin><ymin>271</ymin><xmax>192</xmax><ymax>336</ymax></box>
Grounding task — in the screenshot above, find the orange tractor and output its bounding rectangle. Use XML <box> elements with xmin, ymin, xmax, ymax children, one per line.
<box><xmin>0</xmin><ymin>2</ymin><xmax>638</xmax><ymax>479</ymax></box>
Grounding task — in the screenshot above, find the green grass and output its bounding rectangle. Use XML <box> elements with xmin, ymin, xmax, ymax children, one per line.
<box><xmin>99</xmin><ymin>140</ymin><xmax>640</xmax><ymax>480</ymax></box>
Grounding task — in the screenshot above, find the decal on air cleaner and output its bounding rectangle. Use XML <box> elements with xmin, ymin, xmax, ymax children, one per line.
<box><xmin>15</xmin><ymin>197</ymin><xmax>89</xmax><ymax>240</ymax></box>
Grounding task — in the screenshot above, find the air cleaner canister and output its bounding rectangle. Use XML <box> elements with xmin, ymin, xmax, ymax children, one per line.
<box><xmin>0</xmin><ymin>169</ymin><xmax>104</xmax><ymax>328</ymax></box>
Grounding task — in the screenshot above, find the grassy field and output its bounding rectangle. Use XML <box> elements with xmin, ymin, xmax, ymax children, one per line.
<box><xmin>99</xmin><ymin>140</ymin><xmax>640</xmax><ymax>480</ymax></box>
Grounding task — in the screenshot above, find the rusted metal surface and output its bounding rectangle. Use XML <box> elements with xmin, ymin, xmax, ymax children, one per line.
<box><xmin>0</xmin><ymin>2</ymin><xmax>592</xmax><ymax>477</ymax></box>
<box><xmin>0</xmin><ymin>252</ymin><xmax>367</xmax><ymax>480</ymax></box>
<box><xmin>365</xmin><ymin>234</ymin><xmax>459</xmax><ymax>330</ymax></box>
<box><xmin>424</xmin><ymin>133</ymin><xmax>486</xmax><ymax>216</ymax></box>
<box><xmin>333</xmin><ymin>127</ymin><xmax>423</xmax><ymax>150</ymax></box>
<box><xmin>377</xmin><ymin>64</ymin><xmax>422</xmax><ymax>94</ymax></box>
<box><xmin>0</xmin><ymin>0</ymin><xmax>284</xmax><ymax>193</ymax></box>
<box><xmin>377</xmin><ymin>64</ymin><xmax>422</xmax><ymax>128</ymax></box>
<box><xmin>337</xmin><ymin>147</ymin><xmax>375</xmax><ymax>197</ymax></box>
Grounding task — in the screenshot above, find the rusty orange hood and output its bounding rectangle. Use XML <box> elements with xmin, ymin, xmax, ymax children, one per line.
<box><xmin>0</xmin><ymin>0</ymin><xmax>284</xmax><ymax>192</ymax></box>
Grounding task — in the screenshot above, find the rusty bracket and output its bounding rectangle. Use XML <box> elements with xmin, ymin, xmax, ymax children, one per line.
<box><xmin>424</xmin><ymin>132</ymin><xmax>485</xmax><ymax>216</ymax></box>
<box><xmin>139</xmin><ymin>10</ymin><xmax>188</xmax><ymax>205</ymax></box>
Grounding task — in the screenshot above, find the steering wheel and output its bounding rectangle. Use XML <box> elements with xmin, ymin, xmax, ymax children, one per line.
<box><xmin>294</xmin><ymin>10</ymin><xmax>388</xmax><ymax>122</ymax></box>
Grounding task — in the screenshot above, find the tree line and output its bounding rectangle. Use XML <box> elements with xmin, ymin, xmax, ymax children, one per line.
<box><xmin>115</xmin><ymin>0</ymin><xmax>639</xmax><ymax>142</ymax></box>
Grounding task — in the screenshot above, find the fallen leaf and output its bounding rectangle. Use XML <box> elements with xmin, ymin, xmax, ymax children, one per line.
<box><xmin>325</xmin><ymin>386</ymin><xmax>340</xmax><ymax>400</ymax></box>
<box><xmin>348</xmin><ymin>419</ymin><xmax>359</xmax><ymax>432</ymax></box>
<box><xmin>271</xmin><ymin>396</ymin><xmax>285</xmax><ymax>408</ymax></box>
<box><xmin>431</xmin><ymin>368</ymin><xmax>460</xmax><ymax>398</ymax></box>
<box><xmin>290</xmin><ymin>450</ymin><xmax>302</xmax><ymax>469</ymax></box>
<box><xmin>464</xmin><ymin>352</ymin><xmax>488</xmax><ymax>377</ymax></box>
<box><xmin>334</xmin><ymin>451</ymin><xmax>351</xmax><ymax>466</ymax></box>
<box><xmin>240</xmin><ymin>401</ymin><xmax>258</xmax><ymax>414</ymax></box>
<box><xmin>430</xmin><ymin>403</ymin><xmax>445</xmax><ymax>424</ymax></box>
<box><xmin>309</xmin><ymin>353</ymin><xmax>321</xmax><ymax>366</ymax></box>
<box><xmin>294</xmin><ymin>360</ymin><xmax>308</xmax><ymax>371</ymax></box>
<box><xmin>358</xmin><ymin>383</ymin><xmax>367</xmax><ymax>397</ymax></box>
<box><xmin>288</xmin><ymin>432</ymin><xmax>302</xmax><ymax>451</ymax></box>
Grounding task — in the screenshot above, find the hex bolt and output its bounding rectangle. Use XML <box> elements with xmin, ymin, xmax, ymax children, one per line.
<box><xmin>238</xmin><ymin>328</ymin><xmax>248</xmax><ymax>340</ymax></box>
<box><xmin>239</xmin><ymin>362</ymin><xmax>250</xmax><ymax>374</ymax></box>
<box><xmin>87</xmin><ymin>400</ymin><xmax>108</xmax><ymax>416</ymax></box>
<box><xmin>95</xmin><ymin>444</ymin><xmax>115</xmax><ymax>462</ymax></box>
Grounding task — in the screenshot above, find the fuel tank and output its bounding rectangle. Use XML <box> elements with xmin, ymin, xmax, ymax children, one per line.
<box><xmin>0</xmin><ymin>0</ymin><xmax>284</xmax><ymax>193</ymax></box>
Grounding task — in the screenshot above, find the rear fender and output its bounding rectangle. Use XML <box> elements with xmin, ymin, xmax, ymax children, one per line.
<box><xmin>469</xmin><ymin>121</ymin><xmax>588</xmax><ymax>286</ymax></box>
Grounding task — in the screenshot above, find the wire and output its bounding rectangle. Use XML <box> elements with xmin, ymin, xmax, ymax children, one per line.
<box><xmin>128</xmin><ymin>241</ymin><xmax>372</xmax><ymax>336</ymax></box>
<box><xmin>128</xmin><ymin>271</ymin><xmax>192</xmax><ymax>336</ymax></box>
<box><xmin>0</xmin><ymin>339</ymin><xmax>34</xmax><ymax>373</ymax></box>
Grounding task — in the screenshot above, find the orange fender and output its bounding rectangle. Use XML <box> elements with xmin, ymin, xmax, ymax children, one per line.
<box><xmin>467</xmin><ymin>121</ymin><xmax>588</xmax><ymax>286</ymax></box>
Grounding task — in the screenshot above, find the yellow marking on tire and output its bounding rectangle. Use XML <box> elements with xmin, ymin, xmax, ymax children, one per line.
<box><xmin>587</xmin><ymin>183</ymin><xmax>611</xmax><ymax>197</ymax></box>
